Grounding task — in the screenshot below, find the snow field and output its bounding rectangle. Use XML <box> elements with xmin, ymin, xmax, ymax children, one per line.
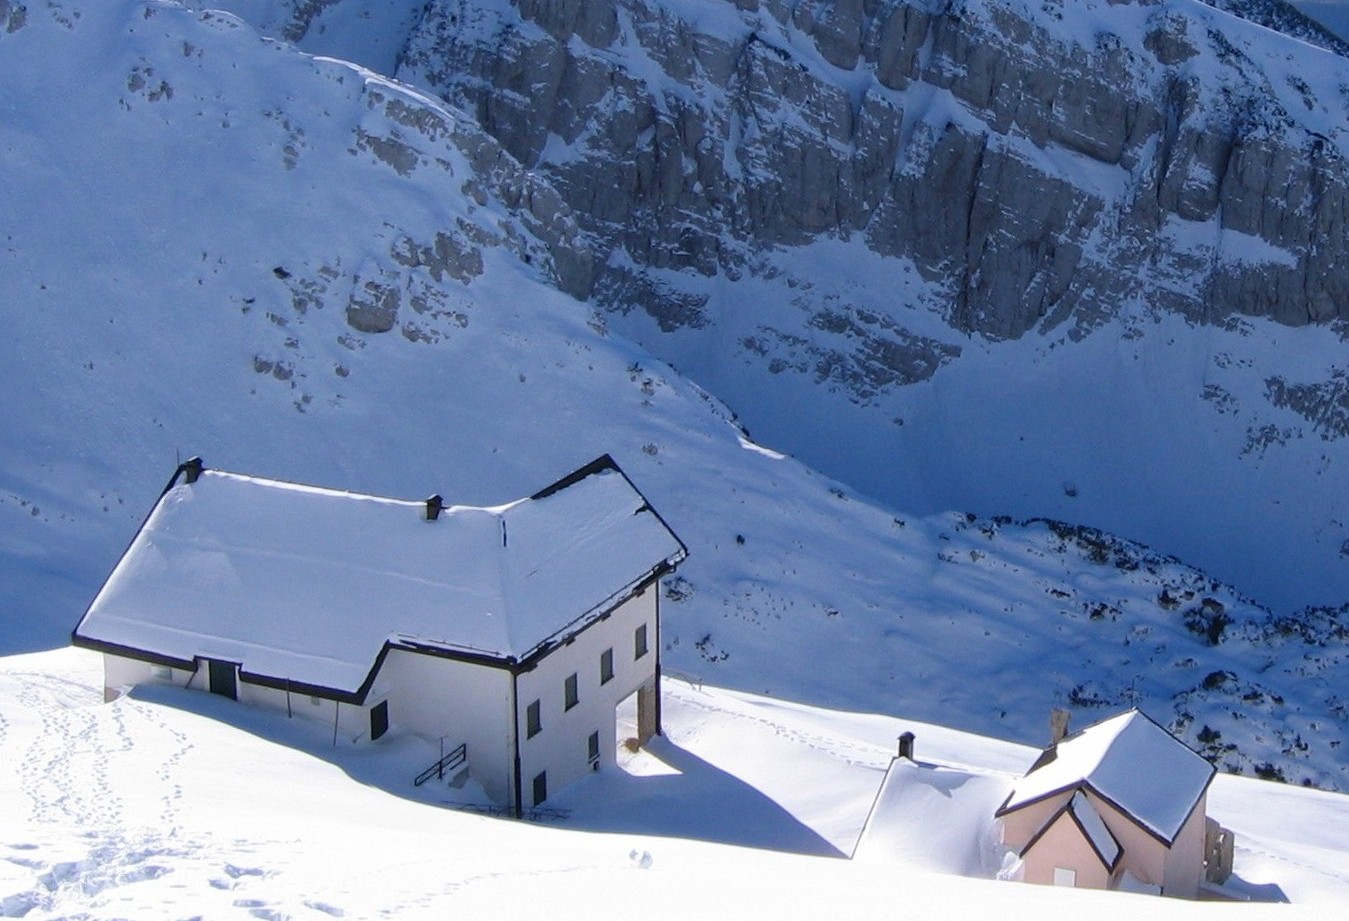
<box><xmin>2</xmin><ymin>648</ymin><xmax>1347</xmax><ymax>918</ymax></box>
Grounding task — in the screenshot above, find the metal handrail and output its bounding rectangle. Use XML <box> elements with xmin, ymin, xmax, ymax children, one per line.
<box><xmin>414</xmin><ymin>742</ymin><xmax>467</xmax><ymax>787</ymax></box>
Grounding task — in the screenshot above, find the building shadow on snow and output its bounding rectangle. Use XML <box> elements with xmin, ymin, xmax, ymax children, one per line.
<box><xmin>550</xmin><ymin>735</ymin><xmax>846</xmax><ymax>858</ymax></box>
<box><xmin>126</xmin><ymin>685</ymin><xmax>843</xmax><ymax>858</ymax></box>
<box><xmin>126</xmin><ymin>684</ymin><xmax>491</xmax><ymax>808</ymax></box>
<box><xmin>1208</xmin><ymin>874</ymin><xmax>1290</xmax><ymax>903</ymax></box>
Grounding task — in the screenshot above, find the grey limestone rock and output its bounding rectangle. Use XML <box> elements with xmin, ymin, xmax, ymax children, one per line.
<box><xmin>394</xmin><ymin>0</ymin><xmax>1349</xmax><ymax>341</ymax></box>
<box><xmin>1</xmin><ymin>0</ymin><xmax>26</xmax><ymax>34</ymax></box>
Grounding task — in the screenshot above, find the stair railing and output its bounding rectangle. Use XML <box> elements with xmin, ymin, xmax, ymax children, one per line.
<box><xmin>414</xmin><ymin>741</ymin><xmax>467</xmax><ymax>787</ymax></box>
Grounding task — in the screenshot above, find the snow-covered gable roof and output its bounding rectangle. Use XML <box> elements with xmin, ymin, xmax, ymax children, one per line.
<box><xmin>1065</xmin><ymin>791</ymin><xmax>1120</xmax><ymax>868</ymax></box>
<box><xmin>74</xmin><ymin>456</ymin><xmax>686</xmax><ymax>697</ymax></box>
<box><xmin>996</xmin><ymin>710</ymin><xmax>1215</xmax><ymax>844</ymax></box>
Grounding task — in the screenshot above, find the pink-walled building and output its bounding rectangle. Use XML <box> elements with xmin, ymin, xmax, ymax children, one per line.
<box><xmin>996</xmin><ymin>709</ymin><xmax>1216</xmax><ymax>898</ymax></box>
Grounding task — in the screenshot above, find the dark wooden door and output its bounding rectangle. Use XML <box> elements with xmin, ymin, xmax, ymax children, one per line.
<box><xmin>207</xmin><ymin>660</ymin><xmax>237</xmax><ymax>700</ymax></box>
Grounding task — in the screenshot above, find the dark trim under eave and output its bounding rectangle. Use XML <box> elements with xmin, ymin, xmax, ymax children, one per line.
<box><xmin>81</xmin><ymin>569</ymin><xmax>677</xmax><ymax>708</ymax></box>
<box><xmin>1017</xmin><ymin>789</ymin><xmax>1121</xmax><ymax>873</ymax></box>
<box><xmin>70</xmin><ymin>634</ymin><xmax>197</xmax><ymax>672</ymax></box>
<box><xmin>391</xmin><ymin>564</ymin><xmax>679</xmax><ymax>677</ymax></box>
<box><xmin>1000</xmin><ymin>775</ymin><xmax>1207</xmax><ymax>850</ymax></box>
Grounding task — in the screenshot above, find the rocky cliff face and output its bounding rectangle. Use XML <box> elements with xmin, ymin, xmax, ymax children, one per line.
<box><xmin>176</xmin><ymin>0</ymin><xmax>1349</xmax><ymax>614</ymax></box>
<box><xmin>391</xmin><ymin>0</ymin><xmax>1349</xmax><ymax>340</ymax></box>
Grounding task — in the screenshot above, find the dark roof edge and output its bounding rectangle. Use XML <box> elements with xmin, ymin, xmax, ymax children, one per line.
<box><xmin>70</xmin><ymin>456</ymin><xmax>203</xmax><ymax>649</ymax></box>
<box><xmin>529</xmin><ymin>454</ymin><xmax>691</xmax><ymax>561</ymax></box>
<box><xmin>530</xmin><ymin>454</ymin><xmax>622</xmax><ymax>500</ymax></box>
<box><xmin>1002</xmin><ymin>781</ymin><xmax>1184</xmax><ymax>848</ymax></box>
<box><xmin>1018</xmin><ymin>792</ymin><xmax>1120</xmax><ymax>872</ymax></box>
<box><xmin>995</xmin><ymin>709</ymin><xmax>1216</xmax><ymax>842</ymax></box>
<box><xmin>851</xmin><ymin>755</ymin><xmax>902</xmax><ymax>859</ymax></box>
<box><xmin>71</xmin><ymin>635</ymin><xmax>197</xmax><ymax>672</ymax></box>
<box><xmin>512</xmin><ymin>565</ymin><xmax>675</xmax><ymax>672</ymax></box>
<box><xmin>1067</xmin><ymin>796</ymin><xmax>1123</xmax><ymax>872</ymax></box>
<box><xmin>77</xmin><ymin>633</ymin><xmax>375</xmax><ymax>705</ymax></box>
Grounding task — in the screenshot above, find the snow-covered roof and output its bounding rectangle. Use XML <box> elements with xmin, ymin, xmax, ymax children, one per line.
<box><xmin>997</xmin><ymin>710</ymin><xmax>1215</xmax><ymax>844</ymax></box>
<box><xmin>852</xmin><ymin>756</ymin><xmax>1014</xmax><ymax>875</ymax></box>
<box><xmin>1065</xmin><ymin>791</ymin><xmax>1120</xmax><ymax>867</ymax></box>
<box><xmin>74</xmin><ymin>457</ymin><xmax>686</xmax><ymax>696</ymax></box>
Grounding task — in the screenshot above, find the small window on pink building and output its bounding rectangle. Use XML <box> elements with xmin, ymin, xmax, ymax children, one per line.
<box><xmin>1053</xmin><ymin>867</ymin><xmax>1076</xmax><ymax>887</ymax></box>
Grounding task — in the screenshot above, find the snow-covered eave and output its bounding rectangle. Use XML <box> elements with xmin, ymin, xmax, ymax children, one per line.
<box><xmin>530</xmin><ymin>453</ymin><xmax>692</xmax><ymax>560</ymax></box>
<box><xmin>75</xmin><ymin>551</ymin><xmax>685</xmax><ymax>703</ymax></box>
<box><xmin>995</xmin><ymin>770</ymin><xmax>1215</xmax><ymax>848</ymax></box>
<box><xmin>69</xmin><ymin>631</ymin><xmax>373</xmax><ymax>705</ymax></box>
<box><xmin>395</xmin><ymin>551</ymin><xmax>686</xmax><ymax>672</ymax></box>
<box><xmin>1015</xmin><ymin>792</ymin><xmax>1123</xmax><ymax>872</ymax></box>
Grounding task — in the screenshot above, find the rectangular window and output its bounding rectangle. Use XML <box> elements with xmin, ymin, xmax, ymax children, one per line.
<box><xmin>634</xmin><ymin>623</ymin><xmax>649</xmax><ymax>660</ymax></box>
<box><xmin>532</xmin><ymin>771</ymin><xmax>548</xmax><ymax>806</ymax></box>
<box><xmin>1053</xmin><ymin>868</ymin><xmax>1076</xmax><ymax>888</ymax></box>
<box><xmin>588</xmin><ymin>730</ymin><xmax>600</xmax><ymax>767</ymax></box>
<box><xmin>526</xmin><ymin>699</ymin><xmax>541</xmax><ymax>738</ymax></box>
<box><xmin>370</xmin><ymin>700</ymin><xmax>389</xmax><ymax>741</ymax></box>
<box><xmin>152</xmin><ymin>665</ymin><xmax>172</xmax><ymax>681</ymax></box>
<box><xmin>600</xmin><ymin>648</ymin><xmax>614</xmax><ymax>684</ymax></box>
<box><xmin>564</xmin><ymin>673</ymin><xmax>579</xmax><ymax>711</ymax></box>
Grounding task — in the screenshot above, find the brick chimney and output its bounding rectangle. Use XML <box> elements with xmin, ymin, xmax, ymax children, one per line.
<box><xmin>182</xmin><ymin>456</ymin><xmax>204</xmax><ymax>485</ymax></box>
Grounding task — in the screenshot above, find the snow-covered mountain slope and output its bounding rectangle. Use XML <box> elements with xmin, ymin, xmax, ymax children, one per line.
<box><xmin>1207</xmin><ymin>0</ymin><xmax>1349</xmax><ymax>52</ymax></box>
<box><xmin>2</xmin><ymin>648</ymin><xmax>1347</xmax><ymax>917</ymax></box>
<box><xmin>0</xmin><ymin>0</ymin><xmax>1345</xmax><ymax>787</ymax></box>
<box><xmin>1290</xmin><ymin>0</ymin><xmax>1349</xmax><ymax>44</ymax></box>
<box><xmin>183</xmin><ymin>0</ymin><xmax>1349</xmax><ymax>618</ymax></box>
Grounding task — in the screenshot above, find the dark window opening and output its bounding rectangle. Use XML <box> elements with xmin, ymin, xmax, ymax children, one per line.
<box><xmin>564</xmin><ymin>673</ymin><xmax>579</xmax><ymax>710</ymax></box>
<box><xmin>526</xmin><ymin>699</ymin><xmax>542</xmax><ymax>738</ymax></box>
<box><xmin>370</xmin><ymin>700</ymin><xmax>389</xmax><ymax>741</ymax></box>
<box><xmin>532</xmin><ymin>771</ymin><xmax>548</xmax><ymax>806</ymax></box>
<box><xmin>600</xmin><ymin>648</ymin><xmax>614</xmax><ymax>684</ymax></box>
<box><xmin>588</xmin><ymin>730</ymin><xmax>600</xmax><ymax>768</ymax></box>
<box><xmin>635</xmin><ymin>623</ymin><xmax>649</xmax><ymax>660</ymax></box>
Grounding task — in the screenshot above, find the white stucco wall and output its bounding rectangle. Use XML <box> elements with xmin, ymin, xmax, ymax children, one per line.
<box><xmin>102</xmin><ymin>652</ymin><xmax>378</xmax><ymax>740</ymax></box>
<box><xmin>103</xmin><ymin>653</ymin><xmax>190</xmax><ymax>699</ymax></box>
<box><xmin>514</xmin><ymin>587</ymin><xmax>658</xmax><ymax>806</ymax></box>
<box><xmin>98</xmin><ymin>581</ymin><xmax>663</xmax><ymax>811</ymax></box>
<box><xmin>375</xmin><ymin>648</ymin><xmax>514</xmax><ymax>803</ymax></box>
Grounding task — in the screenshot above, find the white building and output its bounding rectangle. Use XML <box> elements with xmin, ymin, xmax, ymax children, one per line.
<box><xmin>72</xmin><ymin>455</ymin><xmax>687</xmax><ymax>815</ymax></box>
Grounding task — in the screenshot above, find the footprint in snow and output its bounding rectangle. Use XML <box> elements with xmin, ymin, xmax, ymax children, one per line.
<box><xmin>224</xmin><ymin>864</ymin><xmax>266</xmax><ymax>879</ymax></box>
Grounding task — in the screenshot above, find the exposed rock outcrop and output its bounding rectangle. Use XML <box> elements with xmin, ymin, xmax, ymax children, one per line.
<box><xmin>395</xmin><ymin>0</ymin><xmax>1349</xmax><ymax>340</ymax></box>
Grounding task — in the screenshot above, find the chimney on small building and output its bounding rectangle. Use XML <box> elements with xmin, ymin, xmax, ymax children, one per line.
<box><xmin>1050</xmin><ymin>707</ymin><xmax>1071</xmax><ymax>745</ymax></box>
<box><xmin>897</xmin><ymin>731</ymin><xmax>916</xmax><ymax>761</ymax></box>
<box><xmin>424</xmin><ymin>494</ymin><xmax>444</xmax><ymax>521</ymax></box>
<box><xmin>182</xmin><ymin>456</ymin><xmax>204</xmax><ymax>485</ymax></box>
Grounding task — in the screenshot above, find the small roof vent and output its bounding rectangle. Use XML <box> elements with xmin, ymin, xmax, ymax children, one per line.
<box><xmin>182</xmin><ymin>456</ymin><xmax>204</xmax><ymax>485</ymax></box>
